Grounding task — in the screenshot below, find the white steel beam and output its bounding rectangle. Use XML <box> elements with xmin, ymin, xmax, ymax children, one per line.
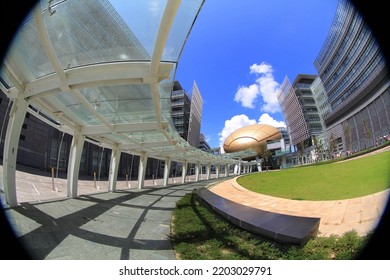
<box><xmin>81</xmin><ymin>122</ymin><xmax>168</xmax><ymax>136</ymax></box>
<box><xmin>23</xmin><ymin>62</ymin><xmax>173</xmax><ymax>99</ymax></box>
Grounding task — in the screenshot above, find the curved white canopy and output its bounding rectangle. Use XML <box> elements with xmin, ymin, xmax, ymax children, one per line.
<box><xmin>1</xmin><ymin>0</ymin><xmax>254</xmax><ymax>167</ymax></box>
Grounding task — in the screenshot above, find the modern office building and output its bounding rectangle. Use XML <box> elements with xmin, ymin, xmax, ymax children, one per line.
<box><xmin>170</xmin><ymin>79</ymin><xmax>205</xmax><ymax>150</ymax></box>
<box><xmin>276</xmin><ymin>0</ymin><xmax>390</xmax><ymax>166</ymax></box>
<box><xmin>198</xmin><ymin>133</ymin><xmax>210</xmax><ymax>152</ymax></box>
<box><xmin>187</xmin><ymin>81</ymin><xmax>203</xmax><ymax>148</ymax></box>
<box><xmin>170</xmin><ymin>80</ymin><xmax>206</xmax><ymax>175</ymax></box>
<box><xmin>170</xmin><ymin>81</ymin><xmax>191</xmax><ymax>141</ymax></box>
<box><xmin>314</xmin><ymin>0</ymin><xmax>390</xmax><ymax>153</ymax></box>
<box><xmin>310</xmin><ymin>77</ymin><xmax>331</xmax><ymax>146</ymax></box>
<box><xmin>277</xmin><ymin>74</ymin><xmax>323</xmax><ymax>149</ymax></box>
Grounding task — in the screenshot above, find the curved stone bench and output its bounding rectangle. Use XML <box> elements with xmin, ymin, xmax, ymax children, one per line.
<box><xmin>196</xmin><ymin>188</ymin><xmax>320</xmax><ymax>246</ymax></box>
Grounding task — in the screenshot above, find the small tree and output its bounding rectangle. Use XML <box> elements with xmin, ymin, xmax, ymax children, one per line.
<box><xmin>343</xmin><ymin>121</ymin><xmax>352</xmax><ymax>154</ymax></box>
<box><xmin>297</xmin><ymin>140</ymin><xmax>306</xmax><ymax>165</ymax></box>
<box><xmin>260</xmin><ymin>148</ymin><xmax>272</xmax><ymax>168</ymax></box>
<box><xmin>312</xmin><ymin>135</ymin><xmax>324</xmax><ymax>162</ymax></box>
<box><xmin>362</xmin><ymin>119</ymin><xmax>372</xmax><ymax>149</ymax></box>
<box><xmin>318</xmin><ymin>138</ymin><xmax>326</xmax><ymax>161</ymax></box>
<box><xmin>327</xmin><ymin>133</ymin><xmax>337</xmax><ymax>159</ymax></box>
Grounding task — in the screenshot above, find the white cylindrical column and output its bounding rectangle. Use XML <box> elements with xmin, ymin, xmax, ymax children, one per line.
<box><xmin>67</xmin><ymin>131</ymin><xmax>85</xmax><ymax>198</ymax></box>
<box><xmin>163</xmin><ymin>157</ymin><xmax>171</xmax><ymax>186</ymax></box>
<box><xmin>108</xmin><ymin>144</ymin><xmax>121</xmax><ymax>192</ymax></box>
<box><xmin>2</xmin><ymin>97</ymin><xmax>29</xmax><ymax>207</ymax></box>
<box><xmin>138</xmin><ymin>152</ymin><xmax>148</xmax><ymax>189</ymax></box>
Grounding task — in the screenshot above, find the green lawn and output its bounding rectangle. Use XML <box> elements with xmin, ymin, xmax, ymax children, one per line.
<box><xmin>171</xmin><ymin>150</ymin><xmax>388</xmax><ymax>259</ymax></box>
<box><xmin>236</xmin><ymin>150</ymin><xmax>390</xmax><ymax>200</ymax></box>
<box><xmin>171</xmin><ymin>192</ymin><xmax>370</xmax><ymax>260</ymax></box>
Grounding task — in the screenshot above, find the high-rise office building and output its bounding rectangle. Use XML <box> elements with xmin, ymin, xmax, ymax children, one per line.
<box><xmin>314</xmin><ymin>0</ymin><xmax>390</xmax><ymax>152</ymax></box>
<box><xmin>311</xmin><ymin>77</ymin><xmax>331</xmax><ymax>128</ymax></box>
<box><xmin>198</xmin><ymin>133</ymin><xmax>210</xmax><ymax>152</ymax></box>
<box><xmin>187</xmin><ymin>81</ymin><xmax>203</xmax><ymax>148</ymax></box>
<box><xmin>170</xmin><ymin>80</ymin><xmax>205</xmax><ymax>150</ymax></box>
<box><xmin>170</xmin><ymin>81</ymin><xmax>191</xmax><ymax>141</ymax></box>
<box><xmin>277</xmin><ymin>74</ymin><xmax>323</xmax><ymax>149</ymax></box>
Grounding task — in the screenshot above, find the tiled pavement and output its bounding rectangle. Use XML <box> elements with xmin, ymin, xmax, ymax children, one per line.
<box><xmin>207</xmin><ymin>146</ymin><xmax>390</xmax><ymax>239</ymax></box>
<box><xmin>208</xmin><ymin>177</ymin><xmax>389</xmax><ymax>237</ymax></box>
<box><xmin>0</xmin><ymin>166</ymin><xmax>230</xmax><ymax>259</ymax></box>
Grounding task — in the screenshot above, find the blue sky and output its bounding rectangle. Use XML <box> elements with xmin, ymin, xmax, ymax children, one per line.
<box><xmin>174</xmin><ymin>0</ymin><xmax>339</xmax><ymax>149</ymax></box>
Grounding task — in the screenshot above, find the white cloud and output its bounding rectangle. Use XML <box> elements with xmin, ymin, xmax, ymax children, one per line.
<box><xmin>256</xmin><ymin>73</ymin><xmax>281</xmax><ymax>113</ymax></box>
<box><xmin>258</xmin><ymin>113</ymin><xmax>286</xmax><ymax>128</ymax></box>
<box><xmin>234</xmin><ymin>62</ymin><xmax>281</xmax><ymax>113</ymax></box>
<box><xmin>218</xmin><ymin>114</ymin><xmax>256</xmax><ymax>149</ymax></box>
<box><xmin>250</xmin><ymin>62</ymin><xmax>273</xmax><ymax>74</ymax></box>
<box><xmin>149</xmin><ymin>1</ymin><xmax>162</xmax><ymax>17</ymax></box>
<box><xmin>234</xmin><ymin>84</ymin><xmax>259</xmax><ymax>108</ymax></box>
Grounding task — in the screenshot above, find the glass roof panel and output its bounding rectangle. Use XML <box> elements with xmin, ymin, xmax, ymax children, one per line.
<box><xmin>5</xmin><ymin>15</ymin><xmax>53</xmax><ymax>80</ymax></box>
<box><xmin>109</xmin><ymin>0</ymin><xmax>166</xmax><ymax>58</ymax></box>
<box><xmin>44</xmin><ymin>0</ymin><xmax>151</xmax><ymax>69</ymax></box>
<box><xmin>79</xmin><ymin>84</ymin><xmax>156</xmax><ymax>124</ymax></box>
<box><xmin>130</xmin><ymin>131</ymin><xmax>167</xmax><ymax>143</ymax></box>
<box><xmin>50</xmin><ymin>92</ymin><xmax>101</xmax><ymax>126</ymax></box>
<box><xmin>163</xmin><ymin>0</ymin><xmax>204</xmax><ymax>61</ymax></box>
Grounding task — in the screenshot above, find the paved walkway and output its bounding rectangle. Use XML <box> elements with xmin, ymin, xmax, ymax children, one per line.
<box><xmin>208</xmin><ymin>146</ymin><xmax>390</xmax><ymax>238</ymax></box>
<box><xmin>1</xmin><ymin>176</ymin><xmax>228</xmax><ymax>260</ymax></box>
<box><xmin>208</xmin><ymin>178</ymin><xmax>389</xmax><ymax>237</ymax></box>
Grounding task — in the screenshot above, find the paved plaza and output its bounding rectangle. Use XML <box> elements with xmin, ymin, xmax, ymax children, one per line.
<box><xmin>0</xmin><ymin>170</ymin><xmax>229</xmax><ymax>260</ymax></box>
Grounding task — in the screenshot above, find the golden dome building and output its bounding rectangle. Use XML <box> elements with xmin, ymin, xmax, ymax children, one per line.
<box><xmin>223</xmin><ymin>123</ymin><xmax>282</xmax><ymax>161</ymax></box>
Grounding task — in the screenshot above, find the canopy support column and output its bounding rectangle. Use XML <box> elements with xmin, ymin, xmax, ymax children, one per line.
<box><xmin>195</xmin><ymin>162</ymin><xmax>200</xmax><ymax>182</ymax></box>
<box><xmin>67</xmin><ymin>131</ymin><xmax>85</xmax><ymax>198</ymax></box>
<box><xmin>163</xmin><ymin>157</ymin><xmax>171</xmax><ymax>186</ymax></box>
<box><xmin>138</xmin><ymin>152</ymin><xmax>148</xmax><ymax>189</ymax></box>
<box><xmin>108</xmin><ymin>144</ymin><xmax>121</xmax><ymax>192</ymax></box>
<box><xmin>2</xmin><ymin>97</ymin><xmax>28</xmax><ymax>207</ymax></box>
<box><xmin>206</xmin><ymin>163</ymin><xmax>211</xmax><ymax>180</ymax></box>
<box><xmin>181</xmin><ymin>161</ymin><xmax>187</xmax><ymax>184</ymax></box>
<box><xmin>215</xmin><ymin>164</ymin><xmax>220</xmax><ymax>178</ymax></box>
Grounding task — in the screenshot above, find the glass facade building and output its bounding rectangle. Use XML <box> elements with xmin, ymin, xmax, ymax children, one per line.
<box><xmin>277</xmin><ymin>74</ymin><xmax>323</xmax><ymax>148</ymax></box>
<box><xmin>170</xmin><ymin>81</ymin><xmax>191</xmax><ymax>140</ymax></box>
<box><xmin>314</xmin><ymin>0</ymin><xmax>390</xmax><ymax>152</ymax></box>
<box><xmin>187</xmin><ymin>81</ymin><xmax>203</xmax><ymax>148</ymax></box>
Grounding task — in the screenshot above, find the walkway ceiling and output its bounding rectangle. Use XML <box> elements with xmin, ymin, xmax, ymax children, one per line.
<box><xmin>1</xmin><ymin>0</ymin><xmax>256</xmax><ymax>165</ymax></box>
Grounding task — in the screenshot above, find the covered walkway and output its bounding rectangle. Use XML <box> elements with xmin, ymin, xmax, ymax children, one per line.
<box><xmin>0</xmin><ymin>0</ymin><xmax>256</xmax><ymax>207</ymax></box>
